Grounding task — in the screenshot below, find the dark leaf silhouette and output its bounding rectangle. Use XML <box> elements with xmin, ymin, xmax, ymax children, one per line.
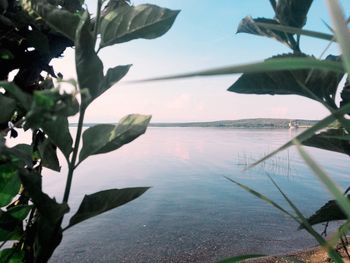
<box><xmin>68</xmin><ymin>187</ymin><xmax>149</xmax><ymax>228</ymax></box>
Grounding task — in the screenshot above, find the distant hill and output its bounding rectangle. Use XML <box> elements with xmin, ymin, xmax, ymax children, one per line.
<box><xmin>70</xmin><ymin>118</ymin><xmax>319</xmax><ymax>128</ymax></box>
<box><xmin>149</xmin><ymin>118</ymin><xmax>319</xmax><ymax>128</ymax></box>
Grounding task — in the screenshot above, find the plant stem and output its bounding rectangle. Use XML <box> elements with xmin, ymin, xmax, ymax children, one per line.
<box><xmin>288</xmin><ymin>35</ymin><xmax>300</xmax><ymax>52</ymax></box>
<box><xmin>93</xmin><ymin>0</ymin><xmax>102</xmax><ymax>49</ymax></box>
<box><xmin>62</xmin><ymin>0</ymin><xmax>101</xmax><ymax>205</ymax></box>
<box><xmin>62</xmin><ymin>109</ymin><xmax>85</xmax><ymax>203</ymax></box>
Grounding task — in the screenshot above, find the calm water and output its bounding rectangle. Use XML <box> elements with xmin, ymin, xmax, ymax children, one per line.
<box><xmin>27</xmin><ymin>127</ymin><xmax>350</xmax><ymax>262</ymax></box>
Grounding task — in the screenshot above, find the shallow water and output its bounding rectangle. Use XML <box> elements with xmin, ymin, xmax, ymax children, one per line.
<box><xmin>34</xmin><ymin>127</ymin><xmax>350</xmax><ymax>263</ymax></box>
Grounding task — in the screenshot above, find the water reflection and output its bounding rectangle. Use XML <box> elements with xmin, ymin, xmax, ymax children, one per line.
<box><xmin>7</xmin><ymin>127</ymin><xmax>350</xmax><ymax>262</ymax></box>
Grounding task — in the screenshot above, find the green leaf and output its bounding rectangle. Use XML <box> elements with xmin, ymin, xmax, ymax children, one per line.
<box><xmin>0</xmin><ymin>206</ymin><xmax>32</xmax><ymax>242</ymax></box>
<box><xmin>8</xmin><ymin>144</ymin><xmax>33</xmax><ymax>168</ymax></box>
<box><xmin>0</xmin><ymin>14</ymin><xmax>14</xmax><ymax>28</ymax></box>
<box><xmin>228</xmin><ymin>54</ymin><xmax>343</xmax><ymax>107</ymax></box>
<box><xmin>237</xmin><ymin>17</ymin><xmax>290</xmax><ymax>46</ymax></box>
<box><xmin>137</xmin><ymin>57</ymin><xmax>344</xmax><ymax>83</ymax></box>
<box><xmin>0</xmin><ymin>94</ymin><xmax>16</xmax><ymax>123</ymax></box>
<box><xmin>295</xmin><ymin>141</ymin><xmax>350</xmax><ymax>220</ymax></box>
<box><xmin>38</xmin><ymin>138</ymin><xmax>60</xmax><ymax>172</ymax></box>
<box><xmin>0</xmin><ymin>206</ymin><xmax>31</xmax><ymax>228</ymax></box>
<box><xmin>102</xmin><ymin>0</ymin><xmax>130</xmax><ymax>12</ymax></box>
<box><xmin>0</xmin><ymin>82</ymin><xmax>32</xmax><ymax>111</ymax></box>
<box><xmin>33</xmin><ymin>215</ymin><xmax>63</xmax><ymax>263</ymax></box>
<box><xmin>20</xmin><ymin>0</ymin><xmax>81</xmax><ymax>41</ymax></box>
<box><xmin>320</xmin><ymin>134</ymin><xmax>350</xmax><ymax>141</ymax></box>
<box><xmin>267</xmin><ymin>174</ymin><xmax>343</xmax><ymax>263</ymax></box>
<box><xmin>6</xmin><ymin>205</ymin><xmax>33</xmax><ymax>221</ymax></box>
<box><xmin>276</xmin><ymin>0</ymin><xmax>313</xmax><ymax>28</ymax></box>
<box><xmin>23</xmin><ymin>29</ymin><xmax>50</xmax><ymax>56</ymax></box>
<box><xmin>41</xmin><ymin>116</ymin><xmax>73</xmax><ymax>161</ymax></box>
<box><xmin>303</xmin><ymin>198</ymin><xmax>348</xmax><ymax>228</ymax></box>
<box><xmin>0</xmin><ymin>249</ymin><xmax>24</xmax><ymax>263</ymax></box>
<box><xmin>56</xmin><ymin>0</ymin><xmax>83</xmax><ymax>12</ymax></box>
<box><xmin>0</xmin><ymin>205</ymin><xmax>28</xmax><ymax>242</ymax></box>
<box><xmin>79</xmin><ymin>114</ymin><xmax>151</xmax><ymax>163</ymax></box>
<box><xmin>75</xmin><ymin>13</ymin><xmax>131</xmax><ymax>105</ymax></box>
<box><xmin>340</xmin><ymin>79</ymin><xmax>350</xmax><ymax>109</ymax></box>
<box><xmin>17</xmin><ymin>165</ymin><xmax>66</xmax><ymax>263</ymax></box>
<box><xmin>217</xmin><ymin>254</ymin><xmax>266</xmax><ymax>263</ymax></box>
<box><xmin>25</xmin><ymin>89</ymin><xmax>79</xmax><ymax>129</ymax></box>
<box><xmin>39</xmin><ymin>77</ymin><xmax>55</xmax><ymax>90</ymax></box>
<box><xmin>99</xmin><ymin>64</ymin><xmax>132</xmax><ymax>97</ymax></box>
<box><xmin>302</xmin><ymin>128</ymin><xmax>350</xmax><ymax>156</ymax></box>
<box><xmin>75</xmin><ymin>11</ymin><xmax>104</xmax><ymax>106</ymax></box>
<box><xmin>0</xmin><ymin>0</ymin><xmax>8</xmax><ymax>13</ymax></box>
<box><xmin>295</xmin><ymin>140</ymin><xmax>350</xmax><ymax>251</ymax></box>
<box><xmin>35</xmin><ymin>89</ymin><xmax>79</xmax><ymax>116</ymax></box>
<box><xmin>0</xmin><ymin>48</ymin><xmax>14</xmax><ymax>60</ymax></box>
<box><xmin>99</xmin><ymin>4</ymin><xmax>180</xmax><ymax>48</ymax></box>
<box><xmin>0</xmin><ymin>164</ymin><xmax>21</xmax><ymax>207</ymax></box>
<box><xmin>67</xmin><ymin>187</ymin><xmax>149</xmax><ymax>229</ymax></box>
<box><xmin>19</xmin><ymin>170</ymin><xmax>69</xmax><ymax>224</ymax></box>
<box><xmin>327</xmin><ymin>0</ymin><xmax>350</xmax><ymax>76</ymax></box>
<box><xmin>225</xmin><ymin>175</ymin><xmax>342</xmax><ymax>262</ymax></box>
<box><xmin>0</xmin><ymin>227</ymin><xmax>22</xmax><ymax>242</ymax></box>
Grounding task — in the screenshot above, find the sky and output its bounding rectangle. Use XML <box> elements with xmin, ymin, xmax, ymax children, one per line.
<box><xmin>52</xmin><ymin>0</ymin><xmax>350</xmax><ymax>123</ymax></box>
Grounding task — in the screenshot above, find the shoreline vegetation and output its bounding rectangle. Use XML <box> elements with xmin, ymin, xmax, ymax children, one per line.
<box><xmin>71</xmin><ymin>118</ymin><xmax>319</xmax><ymax>129</ymax></box>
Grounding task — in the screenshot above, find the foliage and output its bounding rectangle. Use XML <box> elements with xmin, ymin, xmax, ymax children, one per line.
<box><xmin>230</xmin><ymin>3</ymin><xmax>350</xmax><ymax>250</ymax></box>
<box><xmin>0</xmin><ymin>0</ymin><xmax>179</xmax><ymax>262</ymax></box>
<box><xmin>142</xmin><ymin>0</ymin><xmax>350</xmax><ymax>261</ymax></box>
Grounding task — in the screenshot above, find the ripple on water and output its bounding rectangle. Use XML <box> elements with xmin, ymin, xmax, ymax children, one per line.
<box><xmin>46</xmin><ymin>128</ymin><xmax>349</xmax><ymax>262</ymax></box>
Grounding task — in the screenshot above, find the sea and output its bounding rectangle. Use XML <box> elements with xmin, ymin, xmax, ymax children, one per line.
<box><xmin>10</xmin><ymin>127</ymin><xmax>349</xmax><ymax>263</ymax></box>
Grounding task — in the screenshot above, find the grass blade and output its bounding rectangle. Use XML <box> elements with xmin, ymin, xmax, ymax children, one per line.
<box><xmin>267</xmin><ymin>174</ymin><xmax>343</xmax><ymax>263</ymax></box>
<box><xmin>224</xmin><ymin>176</ymin><xmax>297</xmax><ymax>221</ymax></box>
<box><xmin>225</xmin><ymin>175</ymin><xmax>343</xmax><ymax>262</ymax></box>
<box><xmin>295</xmin><ymin>141</ymin><xmax>350</xmax><ymax>219</ymax></box>
<box><xmin>247</xmin><ymin>103</ymin><xmax>350</xmax><ymax>169</ymax></box>
<box><xmin>247</xmin><ymin>118</ymin><xmax>332</xmax><ymax>168</ymax></box>
<box><xmin>133</xmin><ymin>58</ymin><xmax>344</xmax><ymax>83</ymax></box>
<box><xmin>255</xmin><ymin>22</ymin><xmax>333</xmax><ymax>41</ymax></box>
<box><xmin>327</xmin><ymin>0</ymin><xmax>350</xmax><ymax>75</ymax></box>
<box><xmin>330</xmin><ymin>221</ymin><xmax>350</xmax><ymax>247</ymax></box>
<box><xmin>322</xmin><ymin>19</ymin><xmax>335</xmax><ymax>33</ymax></box>
<box><xmin>295</xmin><ymin>140</ymin><xmax>350</xmax><ymax>252</ymax></box>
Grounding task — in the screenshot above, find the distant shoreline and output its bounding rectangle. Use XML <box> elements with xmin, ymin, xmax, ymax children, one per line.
<box><xmin>70</xmin><ymin>118</ymin><xmax>319</xmax><ymax>129</ymax></box>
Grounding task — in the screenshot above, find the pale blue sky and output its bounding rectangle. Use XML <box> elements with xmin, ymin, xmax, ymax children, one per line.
<box><xmin>53</xmin><ymin>0</ymin><xmax>350</xmax><ymax>122</ymax></box>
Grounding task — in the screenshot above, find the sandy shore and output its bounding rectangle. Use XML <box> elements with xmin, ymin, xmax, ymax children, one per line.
<box><xmin>244</xmin><ymin>242</ymin><xmax>350</xmax><ymax>263</ymax></box>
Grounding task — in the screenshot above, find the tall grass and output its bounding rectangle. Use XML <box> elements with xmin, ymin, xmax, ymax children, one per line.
<box><xmin>139</xmin><ymin>0</ymin><xmax>350</xmax><ymax>261</ymax></box>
